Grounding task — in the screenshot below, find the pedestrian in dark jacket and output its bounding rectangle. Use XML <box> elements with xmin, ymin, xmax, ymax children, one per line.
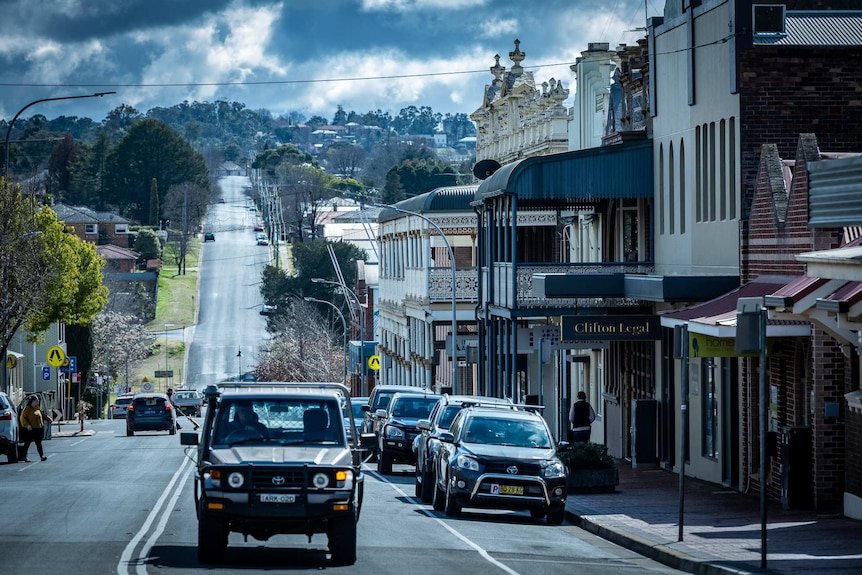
<box><xmin>20</xmin><ymin>396</ymin><xmax>51</xmax><ymax>462</ymax></box>
<box><xmin>568</xmin><ymin>391</ymin><xmax>596</xmax><ymax>443</ymax></box>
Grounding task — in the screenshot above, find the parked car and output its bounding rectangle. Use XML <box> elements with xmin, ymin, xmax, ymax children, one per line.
<box><xmin>343</xmin><ymin>396</ymin><xmax>367</xmax><ymax>439</ymax></box>
<box><xmin>259</xmin><ymin>304</ymin><xmax>277</xmax><ymax>315</ymax></box>
<box><xmin>256</xmin><ymin>233</ymin><xmax>269</xmax><ymax>245</ymax></box>
<box><xmin>374</xmin><ymin>391</ymin><xmax>440</xmax><ymax>474</ymax></box>
<box><xmin>110</xmin><ymin>393</ymin><xmax>136</xmax><ymax>419</ymax></box>
<box><xmin>0</xmin><ymin>391</ymin><xmax>19</xmax><ymax>463</ymax></box>
<box><xmin>204</xmin><ymin>232</ymin><xmax>215</xmax><ymax>242</ymax></box>
<box><xmin>171</xmin><ymin>389</ymin><xmax>203</xmax><ymax>417</ymax></box>
<box><xmin>431</xmin><ymin>405</ymin><xmax>568</xmax><ymax>524</ymax></box>
<box><xmin>360</xmin><ymin>384</ymin><xmax>426</xmax><ymax>458</ymax></box>
<box><xmin>414</xmin><ymin>394</ymin><xmax>515</xmax><ymax>502</ymax></box>
<box><xmin>126</xmin><ymin>393</ymin><xmax>177</xmax><ymax>436</ymax></box>
<box><xmin>253</xmin><ymin>221</ymin><xmax>264</xmax><ymax>232</ymax></box>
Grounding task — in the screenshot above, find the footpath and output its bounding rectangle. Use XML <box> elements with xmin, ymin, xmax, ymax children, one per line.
<box><xmin>564</xmin><ymin>461</ymin><xmax>862</xmax><ymax>575</ymax></box>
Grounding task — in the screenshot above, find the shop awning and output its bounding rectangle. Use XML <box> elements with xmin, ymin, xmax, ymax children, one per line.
<box><xmin>660</xmin><ymin>276</ymin><xmax>812</xmax><ymax>338</ymax></box>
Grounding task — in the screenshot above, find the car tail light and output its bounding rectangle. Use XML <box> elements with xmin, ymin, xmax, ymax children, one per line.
<box><xmin>127</xmin><ymin>404</ymin><xmax>135</xmax><ymax>412</ymax></box>
<box><xmin>0</xmin><ymin>411</ymin><xmax>12</xmax><ymax>420</ymax></box>
<box><xmin>165</xmin><ymin>402</ymin><xmax>173</xmax><ymax>411</ymax></box>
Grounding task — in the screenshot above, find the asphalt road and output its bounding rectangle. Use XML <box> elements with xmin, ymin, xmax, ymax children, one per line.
<box><xmin>0</xmin><ymin>419</ymin><xmax>685</xmax><ymax>575</ymax></box>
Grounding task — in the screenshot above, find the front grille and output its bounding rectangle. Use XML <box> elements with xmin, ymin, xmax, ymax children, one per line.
<box><xmin>483</xmin><ymin>462</ymin><xmax>541</xmax><ymax>476</ymax></box>
<box><xmin>251</xmin><ymin>468</ymin><xmax>305</xmax><ymax>490</ymax></box>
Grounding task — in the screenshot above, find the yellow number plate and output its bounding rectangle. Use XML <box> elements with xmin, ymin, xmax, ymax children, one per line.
<box><xmin>495</xmin><ymin>484</ymin><xmax>524</xmax><ymax>495</ymax></box>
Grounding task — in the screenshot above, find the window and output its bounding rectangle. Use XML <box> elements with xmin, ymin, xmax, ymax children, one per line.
<box><xmin>115</xmin><ymin>224</ymin><xmax>129</xmax><ymax>234</ymax></box>
<box><xmin>85</xmin><ymin>224</ymin><xmax>98</xmax><ymax>235</ymax></box>
<box><xmin>702</xmin><ymin>359</ymin><xmax>718</xmax><ymax>459</ymax></box>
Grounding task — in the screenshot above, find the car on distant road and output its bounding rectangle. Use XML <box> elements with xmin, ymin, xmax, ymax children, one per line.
<box><xmin>0</xmin><ymin>391</ymin><xmax>20</xmax><ymax>463</ymax></box>
<box><xmin>110</xmin><ymin>393</ymin><xmax>136</xmax><ymax>419</ymax></box>
<box><xmin>374</xmin><ymin>391</ymin><xmax>440</xmax><ymax>474</ymax></box>
<box><xmin>360</xmin><ymin>384</ymin><xmax>426</xmax><ymax>459</ymax></box>
<box><xmin>256</xmin><ymin>233</ymin><xmax>269</xmax><ymax>245</ymax></box>
<box><xmin>204</xmin><ymin>232</ymin><xmax>215</xmax><ymax>242</ymax></box>
<box><xmin>260</xmin><ymin>304</ymin><xmax>277</xmax><ymax>315</ymax></box>
<box><xmin>253</xmin><ymin>221</ymin><xmax>264</xmax><ymax>231</ymax></box>
<box><xmin>431</xmin><ymin>405</ymin><xmax>568</xmax><ymax>524</ymax></box>
<box><xmin>126</xmin><ymin>393</ymin><xmax>177</xmax><ymax>436</ymax></box>
<box><xmin>171</xmin><ymin>389</ymin><xmax>203</xmax><ymax>417</ymax></box>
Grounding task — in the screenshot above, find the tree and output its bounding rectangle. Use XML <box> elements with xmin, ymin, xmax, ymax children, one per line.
<box><xmin>69</xmin><ymin>129</ymin><xmax>112</xmax><ymax>208</ymax></box>
<box><xmin>103</xmin><ymin>118</ymin><xmax>209</xmax><ymax>223</ymax></box>
<box><xmin>324</xmin><ymin>142</ymin><xmax>367</xmax><ymax>179</ymax></box>
<box><xmin>90</xmin><ymin>310</ymin><xmax>152</xmax><ymax>392</ymax></box>
<box><xmin>275</xmin><ymin>164</ymin><xmax>335</xmax><ymax>241</ymax></box>
<box><xmin>46</xmin><ymin>133</ymin><xmax>78</xmax><ymax>199</ymax></box>
<box><xmin>133</xmin><ymin>228</ymin><xmax>161</xmax><ymax>265</ymax></box>
<box><xmin>0</xmin><ymin>180</ymin><xmax>108</xmax><ymax>394</ymax></box>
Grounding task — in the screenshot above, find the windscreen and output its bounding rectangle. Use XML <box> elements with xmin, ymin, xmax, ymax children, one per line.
<box><xmin>463</xmin><ymin>416</ymin><xmax>552</xmax><ymax>448</ymax></box>
<box><xmin>213</xmin><ymin>398</ymin><xmax>345</xmax><ymax>446</ymax></box>
<box><xmin>391</xmin><ymin>397</ymin><xmax>438</xmax><ymax>418</ymax></box>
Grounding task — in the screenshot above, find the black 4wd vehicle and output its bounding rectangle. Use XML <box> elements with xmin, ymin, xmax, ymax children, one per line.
<box><xmin>431</xmin><ymin>405</ymin><xmax>568</xmax><ymax>524</ymax></box>
<box><xmin>180</xmin><ymin>382</ymin><xmax>372</xmax><ymax>565</ymax></box>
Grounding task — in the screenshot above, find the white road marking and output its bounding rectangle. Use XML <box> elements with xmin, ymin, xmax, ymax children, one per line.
<box><xmin>117</xmin><ymin>457</ymin><xmax>194</xmax><ymax>575</ymax></box>
<box><xmin>367</xmin><ymin>468</ymin><xmax>521</xmax><ymax>575</ymax></box>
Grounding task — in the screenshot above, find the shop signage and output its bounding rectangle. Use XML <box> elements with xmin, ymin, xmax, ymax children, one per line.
<box><xmin>561</xmin><ymin>315</ymin><xmax>660</xmax><ymax>342</ymax></box>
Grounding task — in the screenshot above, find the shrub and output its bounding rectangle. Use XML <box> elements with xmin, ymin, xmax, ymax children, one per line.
<box><xmin>558</xmin><ymin>441</ymin><xmax>616</xmax><ymax>471</ymax></box>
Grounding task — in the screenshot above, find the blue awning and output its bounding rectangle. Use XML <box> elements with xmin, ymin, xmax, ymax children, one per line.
<box><xmin>475</xmin><ymin>139</ymin><xmax>653</xmax><ymax>202</ymax></box>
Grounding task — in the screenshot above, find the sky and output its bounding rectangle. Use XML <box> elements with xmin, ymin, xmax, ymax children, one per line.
<box><xmin>0</xmin><ymin>0</ymin><xmax>656</xmax><ymax>124</ymax></box>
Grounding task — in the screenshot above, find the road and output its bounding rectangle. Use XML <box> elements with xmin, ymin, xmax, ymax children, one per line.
<box><xmin>185</xmin><ymin>175</ymin><xmax>271</xmax><ymax>388</ymax></box>
<box><xmin>0</xmin><ymin>420</ymin><xmax>684</xmax><ymax>575</ymax></box>
<box><xmin>0</xmin><ymin>176</ymin><xmax>686</xmax><ymax>574</ymax></box>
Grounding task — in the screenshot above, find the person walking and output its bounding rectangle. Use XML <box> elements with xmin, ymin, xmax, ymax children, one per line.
<box><xmin>19</xmin><ymin>396</ymin><xmax>51</xmax><ymax>462</ymax></box>
<box><xmin>166</xmin><ymin>388</ymin><xmax>182</xmax><ymax>430</ymax></box>
<box><xmin>568</xmin><ymin>391</ymin><xmax>596</xmax><ymax>443</ymax></box>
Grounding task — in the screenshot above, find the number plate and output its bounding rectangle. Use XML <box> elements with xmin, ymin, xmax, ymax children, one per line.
<box><xmin>260</xmin><ymin>493</ymin><xmax>296</xmax><ymax>503</ymax></box>
<box><xmin>491</xmin><ymin>484</ymin><xmax>524</xmax><ymax>495</ymax></box>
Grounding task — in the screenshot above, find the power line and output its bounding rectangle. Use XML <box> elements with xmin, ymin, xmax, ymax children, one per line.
<box><xmin>0</xmin><ymin>61</ymin><xmax>585</xmax><ymax>90</ymax></box>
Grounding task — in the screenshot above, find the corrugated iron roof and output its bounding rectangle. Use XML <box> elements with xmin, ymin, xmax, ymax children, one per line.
<box><xmin>475</xmin><ymin>140</ymin><xmax>652</xmax><ymax>203</ymax></box>
<box><xmin>754</xmin><ymin>11</ymin><xmax>862</xmax><ymax>46</ymax></box>
<box><xmin>378</xmin><ymin>185</ymin><xmax>479</xmax><ymax>222</ymax></box>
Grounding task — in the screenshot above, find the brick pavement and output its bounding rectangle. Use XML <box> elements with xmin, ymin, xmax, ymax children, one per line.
<box><xmin>564</xmin><ymin>461</ymin><xmax>862</xmax><ymax>575</ymax></box>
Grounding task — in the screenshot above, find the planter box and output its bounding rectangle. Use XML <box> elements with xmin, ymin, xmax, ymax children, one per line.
<box><xmin>566</xmin><ymin>468</ymin><xmax>619</xmax><ymax>493</ymax></box>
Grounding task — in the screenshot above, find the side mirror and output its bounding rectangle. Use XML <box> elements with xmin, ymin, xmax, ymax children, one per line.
<box><xmin>359</xmin><ymin>432</ymin><xmax>376</xmax><ymax>450</ymax></box>
<box><xmin>180</xmin><ymin>431</ymin><xmax>199</xmax><ymax>446</ymax></box>
<box><xmin>438</xmin><ymin>431</ymin><xmax>455</xmax><ymax>443</ymax></box>
<box><xmin>374</xmin><ymin>408</ymin><xmax>387</xmax><ymax>419</ymax></box>
<box><xmin>360</xmin><ymin>404</ymin><xmax>370</xmax><ymax>412</ymax></box>
<box><xmin>556</xmin><ymin>440</ymin><xmax>572</xmax><ymax>452</ymax></box>
<box><xmin>417</xmin><ymin>419</ymin><xmax>431</xmax><ymax>431</ymax></box>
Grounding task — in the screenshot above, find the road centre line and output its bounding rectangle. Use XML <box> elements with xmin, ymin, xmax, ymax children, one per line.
<box><xmin>367</xmin><ymin>468</ymin><xmax>521</xmax><ymax>575</ymax></box>
<box><xmin>136</xmin><ymin>458</ymin><xmax>194</xmax><ymax>575</ymax></box>
<box><xmin>118</xmin><ymin>456</ymin><xmax>194</xmax><ymax>575</ymax></box>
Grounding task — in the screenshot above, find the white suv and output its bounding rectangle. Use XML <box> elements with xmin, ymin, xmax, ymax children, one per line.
<box><xmin>0</xmin><ymin>392</ymin><xmax>20</xmax><ymax>463</ymax></box>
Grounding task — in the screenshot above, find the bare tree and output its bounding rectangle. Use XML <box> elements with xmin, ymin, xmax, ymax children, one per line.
<box><xmin>255</xmin><ymin>298</ymin><xmax>344</xmax><ymax>382</ymax></box>
<box><xmin>91</xmin><ymin>310</ymin><xmax>153</xmax><ymax>392</ymax></box>
<box><xmin>324</xmin><ymin>142</ymin><xmax>367</xmax><ymax>179</ymax></box>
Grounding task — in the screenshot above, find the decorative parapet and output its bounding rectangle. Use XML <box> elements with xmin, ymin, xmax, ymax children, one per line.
<box><xmin>428</xmin><ymin>267</ymin><xmax>479</xmax><ymax>303</ymax></box>
<box><xmin>847</xmin><ymin>390</ymin><xmax>862</xmax><ymax>414</ymax></box>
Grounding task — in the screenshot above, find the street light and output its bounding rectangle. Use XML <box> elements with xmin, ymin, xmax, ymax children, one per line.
<box><xmin>237</xmin><ymin>347</ymin><xmax>243</xmax><ymax>381</ymax></box>
<box><xmin>373</xmin><ymin>203</ymin><xmax>458</xmax><ymax>393</ymax></box>
<box><xmin>312</xmin><ymin>277</ymin><xmax>367</xmax><ymax>395</ymax></box>
<box><xmin>164</xmin><ymin>324</ymin><xmax>174</xmax><ymax>391</ymax></box>
<box><xmin>3</xmin><ymin>91</ymin><xmax>116</xmax><ymax>179</ymax></box>
<box><xmin>304</xmin><ymin>296</ymin><xmax>348</xmax><ymax>385</ymax></box>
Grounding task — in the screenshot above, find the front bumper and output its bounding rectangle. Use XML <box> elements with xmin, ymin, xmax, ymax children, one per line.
<box><xmin>448</xmin><ymin>469</ymin><xmax>567</xmax><ymax>511</ymax></box>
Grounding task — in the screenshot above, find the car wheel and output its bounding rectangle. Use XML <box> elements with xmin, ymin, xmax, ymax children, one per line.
<box><xmin>444</xmin><ymin>478</ymin><xmax>462</xmax><ymax>518</ymax></box>
<box><xmin>530</xmin><ymin>508</ymin><xmax>546</xmax><ymax>519</ymax></box>
<box><xmin>197</xmin><ymin>511</ymin><xmax>227</xmax><ymax>563</ymax></box>
<box><xmin>432</xmin><ymin>476</ymin><xmax>446</xmax><ymax>512</ymax></box>
<box><xmin>327</xmin><ymin>511</ymin><xmax>357</xmax><ymax>566</ymax></box>
<box><xmin>546</xmin><ymin>504</ymin><xmax>565</xmax><ymax>525</ymax></box>
<box><xmin>419</xmin><ymin>466</ymin><xmax>434</xmax><ymax>503</ymax></box>
<box><xmin>126</xmin><ymin>428</ymin><xmax>134</xmax><ymax>437</ymax></box>
<box><xmin>377</xmin><ymin>451</ymin><xmax>393</xmax><ymax>475</ymax></box>
<box><xmin>414</xmin><ymin>470</ymin><xmax>422</xmax><ymax>498</ymax></box>
<box><xmin>8</xmin><ymin>445</ymin><xmax>19</xmax><ymax>464</ymax></box>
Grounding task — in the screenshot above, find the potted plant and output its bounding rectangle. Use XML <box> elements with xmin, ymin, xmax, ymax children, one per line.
<box><xmin>558</xmin><ymin>441</ymin><xmax>619</xmax><ymax>493</ymax></box>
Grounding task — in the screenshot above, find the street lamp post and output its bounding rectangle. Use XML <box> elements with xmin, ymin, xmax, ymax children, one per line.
<box><xmin>237</xmin><ymin>348</ymin><xmax>243</xmax><ymax>381</ymax></box>
<box><xmin>305</xmin><ymin>296</ymin><xmax>348</xmax><ymax>385</ymax></box>
<box><xmin>164</xmin><ymin>324</ymin><xmax>174</xmax><ymax>392</ymax></box>
<box><xmin>3</xmin><ymin>92</ymin><xmax>116</xmax><ymax>179</ymax></box>
<box><xmin>374</xmin><ymin>203</ymin><xmax>458</xmax><ymax>393</ymax></box>
<box><xmin>312</xmin><ymin>278</ymin><xmax>367</xmax><ymax>395</ymax></box>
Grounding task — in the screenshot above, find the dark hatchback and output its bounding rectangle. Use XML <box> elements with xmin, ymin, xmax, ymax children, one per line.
<box><xmin>431</xmin><ymin>406</ymin><xmax>568</xmax><ymax>524</ymax></box>
<box><xmin>126</xmin><ymin>393</ymin><xmax>177</xmax><ymax>436</ymax></box>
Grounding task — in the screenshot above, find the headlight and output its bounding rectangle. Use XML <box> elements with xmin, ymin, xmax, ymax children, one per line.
<box><xmin>227</xmin><ymin>471</ymin><xmax>245</xmax><ymax>488</ymax></box>
<box><xmin>455</xmin><ymin>454</ymin><xmax>480</xmax><ymax>471</ymax></box>
<box><xmin>385</xmin><ymin>425</ymin><xmax>405</xmax><ymax>439</ymax></box>
<box><xmin>313</xmin><ymin>472</ymin><xmax>330</xmax><ymax>488</ymax></box>
<box><xmin>541</xmin><ymin>460</ymin><xmax>566</xmax><ymax>479</ymax></box>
